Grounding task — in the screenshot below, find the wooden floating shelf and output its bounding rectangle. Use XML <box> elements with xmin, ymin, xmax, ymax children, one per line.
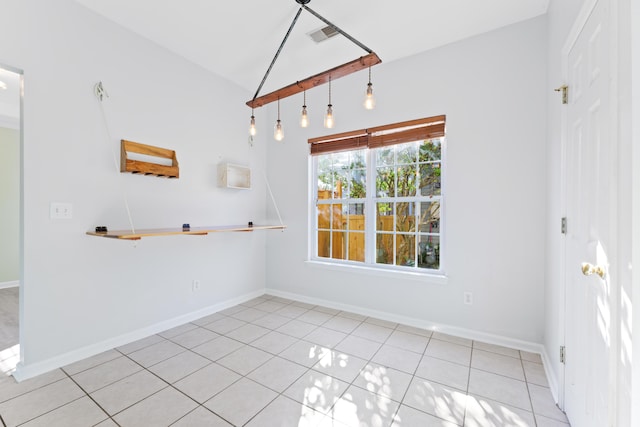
<box><xmin>86</xmin><ymin>224</ymin><xmax>285</xmax><ymax>240</ymax></box>
<box><xmin>121</xmin><ymin>140</ymin><xmax>179</xmax><ymax>178</ymax></box>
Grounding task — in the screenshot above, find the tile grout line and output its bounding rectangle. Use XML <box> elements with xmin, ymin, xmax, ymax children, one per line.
<box><xmin>118</xmin><ymin>346</ymin><xmax>242</xmax><ymax>426</ymax></box>
<box><xmin>198</xmin><ymin>297</ymin><xmax>545</xmax><ymax>425</ymax></box>
<box><xmin>392</xmin><ymin>334</ymin><xmax>437</xmax><ymax>426</ymax></box>
<box><xmin>172</xmin><ymin>298</ymin><xmax>318</xmax><ymax>426</ymax></box>
<box><xmin>235</xmin><ymin>301</ymin><xmax>378</xmax><ymax>425</ymax></box>
<box><xmin>211</xmin><ymin>298</ymin><xmax>326</xmax><ymax>426</ymax></box>
<box><xmin>461</xmin><ymin>339</ymin><xmax>476</xmax><ymax>427</ymax></box>
<box><xmin>10</xmin><ymin>295</ymin><xmax>554</xmax><ymax>427</ymax></box>
<box><xmin>239</xmin><ymin>299</ymin><xmax>339</xmax><ymax>425</ymax></box>
<box><xmin>62</xmin><ymin>365</ymin><xmax>121</xmax><ymax>426</ymax></box>
<box><xmin>519</xmin><ymin>352</ymin><xmax>540</xmax><ymax>427</ymax></box>
<box><xmin>2</xmin><ymin>376</ymin><xmax>94</xmax><ymax>427</ymax></box>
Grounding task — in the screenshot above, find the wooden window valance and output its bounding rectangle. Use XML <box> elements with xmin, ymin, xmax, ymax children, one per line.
<box><xmin>309</xmin><ymin>114</ymin><xmax>446</xmax><ymax>156</ymax></box>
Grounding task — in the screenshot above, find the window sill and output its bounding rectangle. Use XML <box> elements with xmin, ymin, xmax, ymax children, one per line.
<box><xmin>305</xmin><ymin>260</ymin><xmax>448</xmax><ymax>285</ymax></box>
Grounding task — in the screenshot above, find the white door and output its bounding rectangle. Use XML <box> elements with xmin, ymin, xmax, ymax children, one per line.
<box><xmin>563</xmin><ymin>0</ymin><xmax>614</xmax><ymax>426</ymax></box>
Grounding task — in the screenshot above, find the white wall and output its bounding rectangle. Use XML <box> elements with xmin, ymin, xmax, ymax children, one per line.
<box><xmin>1</xmin><ymin>0</ymin><xmax>269</xmax><ymax>376</ymax></box>
<box><xmin>0</xmin><ymin>127</ymin><xmax>20</xmax><ymax>284</ymax></box>
<box><xmin>265</xmin><ymin>17</ymin><xmax>547</xmax><ymax>345</ymax></box>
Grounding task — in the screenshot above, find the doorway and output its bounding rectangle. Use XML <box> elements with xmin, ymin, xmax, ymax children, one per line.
<box><xmin>0</xmin><ymin>64</ymin><xmax>22</xmax><ymax>375</ymax></box>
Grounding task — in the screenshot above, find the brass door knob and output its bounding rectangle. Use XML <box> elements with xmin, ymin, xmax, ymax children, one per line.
<box><xmin>581</xmin><ymin>262</ymin><xmax>605</xmax><ymax>279</ymax></box>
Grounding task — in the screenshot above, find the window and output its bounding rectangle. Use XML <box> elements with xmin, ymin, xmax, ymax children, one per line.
<box><xmin>310</xmin><ymin>115</ymin><xmax>444</xmax><ymax>273</ymax></box>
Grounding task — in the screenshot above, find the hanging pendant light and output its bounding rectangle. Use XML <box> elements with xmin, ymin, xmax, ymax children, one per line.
<box><xmin>324</xmin><ymin>76</ymin><xmax>334</xmax><ymax>129</ymax></box>
<box><xmin>300</xmin><ymin>90</ymin><xmax>309</xmax><ymax>128</ymax></box>
<box><xmin>274</xmin><ymin>98</ymin><xmax>284</xmax><ymax>141</ymax></box>
<box><xmin>364</xmin><ymin>66</ymin><xmax>375</xmax><ymax>110</ymax></box>
<box><xmin>249</xmin><ymin>108</ymin><xmax>257</xmax><ymax>136</ymax></box>
<box><xmin>245</xmin><ymin>1</ymin><xmax>382</xmax><ymax>139</ymax></box>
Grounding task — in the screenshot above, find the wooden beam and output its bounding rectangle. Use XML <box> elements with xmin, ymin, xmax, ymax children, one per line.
<box><xmin>246</xmin><ymin>52</ymin><xmax>381</xmax><ymax>109</ymax></box>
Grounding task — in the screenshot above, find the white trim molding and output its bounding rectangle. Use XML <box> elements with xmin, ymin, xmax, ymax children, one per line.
<box><xmin>0</xmin><ymin>281</ymin><xmax>19</xmax><ymax>290</ymax></box>
<box><xmin>12</xmin><ymin>289</ymin><xmax>265</xmax><ymax>382</ymax></box>
<box><xmin>266</xmin><ymin>288</ymin><xmax>545</xmax><ymax>355</ymax></box>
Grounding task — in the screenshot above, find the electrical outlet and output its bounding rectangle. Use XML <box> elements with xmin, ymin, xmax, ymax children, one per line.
<box><xmin>50</xmin><ymin>202</ymin><xmax>73</xmax><ymax>219</ymax></box>
<box><xmin>192</xmin><ymin>280</ymin><xmax>201</xmax><ymax>292</ymax></box>
<box><xmin>464</xmin><ymin>292</ymin><xmax>473</xmax><ymax>305</ymax></box>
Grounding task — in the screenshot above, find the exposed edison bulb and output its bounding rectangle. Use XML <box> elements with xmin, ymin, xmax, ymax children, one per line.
<box><xmin>300</xmin><ymin>106</ymin><xmax>309</xmax><ymax>128</ymax></box>
<box><xmin>274</xmin><ymin>119</ymin><xmax>284</xmax><ymax>141</ymax></box>
<box><xmin>364</xmin><ymin>83</ymin><xmax>375</xmax><ymax>110</ymax></box>
<box><xmin>324</xmin><ymin>104</ymin><xmax>334</xmax><ymax>128</ymax></box>
<box><xmin>249</xmin><ymin>115</ymin><xmax>257</xmax><ymax>136</ymax></box>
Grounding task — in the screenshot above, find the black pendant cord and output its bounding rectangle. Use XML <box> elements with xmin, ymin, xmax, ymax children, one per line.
<box><xmin>252</xmin><ymin>7</ymin><xmax>304</xmax><ymax>102</ymax></box>
<box><xmin>251</xmin><ymin>0</ymin><xmax>375</xmax><ymax>103</ymax></box>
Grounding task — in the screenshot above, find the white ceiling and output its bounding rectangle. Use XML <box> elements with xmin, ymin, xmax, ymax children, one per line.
<box><xmin>74</xmin><ymin>0</ymin><xmax>549</xmax><ymax>97</ymax></box>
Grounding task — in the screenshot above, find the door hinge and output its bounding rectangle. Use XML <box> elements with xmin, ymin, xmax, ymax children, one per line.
<box><xmin>560</xmin><ymin>345</ymin><xmax>566</xmax><ymax>364</ymax></box>
<box><xmin>561</xmin><ymin>217</ymin><xmax>567</xmax><ymax>234</ymax></box>
<box><xmin>555</xmin><ymin>85</ymin><xmax>569</xmax><ymax>104</ymax></box>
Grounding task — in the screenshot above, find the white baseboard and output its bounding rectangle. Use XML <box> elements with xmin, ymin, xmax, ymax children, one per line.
<box><xmin>0</xmin><ymin>281</ymin><xmax>19</xmax><ymax>290</ymax></box>
<box><xmin>541</xmin><ymin>347</ymin><xmax>561</xmax><ymax>404</ymax></box>
<box><xmin>12</xmin><ymin>289</ymin><xmax>265</xmax><ymax>382</ymax></box>
<box><xmin>266</xmin><ymin>288</ymin><xmax>546</xmax><ymax>355</ymax></box>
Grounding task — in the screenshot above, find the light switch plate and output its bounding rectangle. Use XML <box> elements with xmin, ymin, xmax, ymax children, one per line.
<box><xmin>50</xmin><ymin>202</ymin><xmax>73</xmax><ymax>219</ymax></box>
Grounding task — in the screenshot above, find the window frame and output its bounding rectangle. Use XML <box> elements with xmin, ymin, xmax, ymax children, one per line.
<box><xmin>308</xmin><ymin>115</ymin><xmax>446</xmax><ymax>277</ymax></box>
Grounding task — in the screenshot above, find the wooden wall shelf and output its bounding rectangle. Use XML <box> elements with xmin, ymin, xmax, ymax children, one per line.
<box><xmin>86</xmin><ymin>224</ymin><xmax>285</xmax><ymax>240</ymax></box>
<box><xmin>218</xmin><ymin>163</ymin><xmax>251</xmax><ymax>189</ymax></box>
<box><xmin>121</xmin><ymin>140</ymin><xmax>179</xmax><ymax>178</ymax></box>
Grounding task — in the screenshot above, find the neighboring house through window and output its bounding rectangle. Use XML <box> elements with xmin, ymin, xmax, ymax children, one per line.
<box><xmin>309</xmin><ymin>115</ymin><xmax>445</xmax><ymax>273</ymax></box>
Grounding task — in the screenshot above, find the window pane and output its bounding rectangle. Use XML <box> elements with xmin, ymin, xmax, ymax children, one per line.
<box><xmin>332</xmin><ymin>231</ymin><xmax>346</xmax><ymax>260</ymax></box>
<box><xmin>317</xmin><ymin>204</ymin><xmax>332</xmax><ymax>229</ymax></box>
<box><xmin>418</xmin><ymin>235</ymin><xmax>440</xmax><ymax>269</ymax></box>
<box><xmin>334</xmin><ymin>152</ymin><xmax>349</xmax><ymax>198</ymax></box>
<box><xmin>419</xmin><ymin>138</ymin><xmax>442</xmax><ymax>162</ymax></box>
<box><xmin>347</xmin><ymin>204</ymin><xmax>365</xmax><ymax>230</ymax></box>
<box><xmin>376</xmin><ymin>203</ymin><xmax>394</xmax><ymax>231</ymax></box>
<box><xmin>418</xmin><ymin>202</ymin><xmax>440</xmax><ymax>233</ymax></box>
<box><xmin>419</xmin><ymin>163</ymin><xmax>441</xmax><ymax>196</ymax></box>
<box><xmin>348</xmin><ymin>232</ymin><xmax>365</xmax><ymax>262</ymax></box>
<box><xmin>348</xmin><ymin>203</ymin><xmax>365</xmax><ymax>217</ymax></box>
<box><xmin>376</xmin><ymin>147</ymin><xmax>394</xmax><ymax>166</ymax></box>
<box><xmin>376</xmin><ymin>167</ymin><xmax>395</xmax><ymax>197</ymax></box>
<box><xmin>397</xmin><ymin>142</ymin><xmax>417</xmax><ymax>164</ymax></box>
<box><xmin>334</xmin><ymin>204</ymin><xmax>346</xmax><ymax>230</ymax></box>
<box><xmin>396</xmin><ymin>202</ymin><xmax>416</xmax><ymax>232</ymax></box>
<box><xmin>396</xmin><ymin>165</ymin><xmax>417</xmax><ymax>197</ymax></box>
<box><xmin>317</xmin><ymin>231</ymin><xmax>330</xmax><ymax>258</ymax></box>
<box><xmin>317</xmin><ymin>155</ymin><xmax>333</xmax><ymax>190</ymax></box>
<box><xmin>376</xmin><ymin>233</ymin><xmax>394</xmax><ymax>265</ymax></box>
<box><xmin>396</xmin><ymin>234</ymin><xmax>416</xmax><ymax>267</ymax></box>
<box><xmin>351</xmin><ymin>150</ymin><xmax>366</xmax><ymax>168</ymax></box>
<box><xmin>350</xmin><ymin>168</ymin><xmax>366</xmax><ymax>198</ymax></box>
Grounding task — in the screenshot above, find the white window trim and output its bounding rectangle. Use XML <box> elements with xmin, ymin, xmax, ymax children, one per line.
<box><xmin>308</xmin><ymin>137</ymin><xmax>446</xmax><ymax>277</ymax></box>
<box><xmin>304</xmin><ymin>259</ymin><xmax>448</xmax><ymax>285</ymax></box>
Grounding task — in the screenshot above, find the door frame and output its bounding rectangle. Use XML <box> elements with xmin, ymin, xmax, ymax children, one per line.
<box><xmin>0</xmin><ymin>61</ymin><xmax>24</xmax><ymax>370</ymax></box>
<box><xmin>632</xmin><ymin>0</ymin><xmax>640</xmax><ymax>423</ymax></box>
<box><xmin>559</xmin><ymin>0</ymin><xmax>622</xmax><ymax>421</ymax></box>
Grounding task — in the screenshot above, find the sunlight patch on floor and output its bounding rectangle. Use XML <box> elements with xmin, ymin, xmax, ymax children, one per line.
<box><xmin>464</xmin><ymin>395</ymin><xmax>533</xmax><ymax>426</ymax></box>
<box><xmin>0</xmin><ymin>344</ymin><xmax>20</xmax><ymax>375</ymax></box>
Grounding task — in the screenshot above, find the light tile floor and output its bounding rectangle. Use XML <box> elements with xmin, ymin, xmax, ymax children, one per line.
<box><xmin>0</xmin><ymin>295</ymin><xmax>571</xmax><ymax>426</ymax></box>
